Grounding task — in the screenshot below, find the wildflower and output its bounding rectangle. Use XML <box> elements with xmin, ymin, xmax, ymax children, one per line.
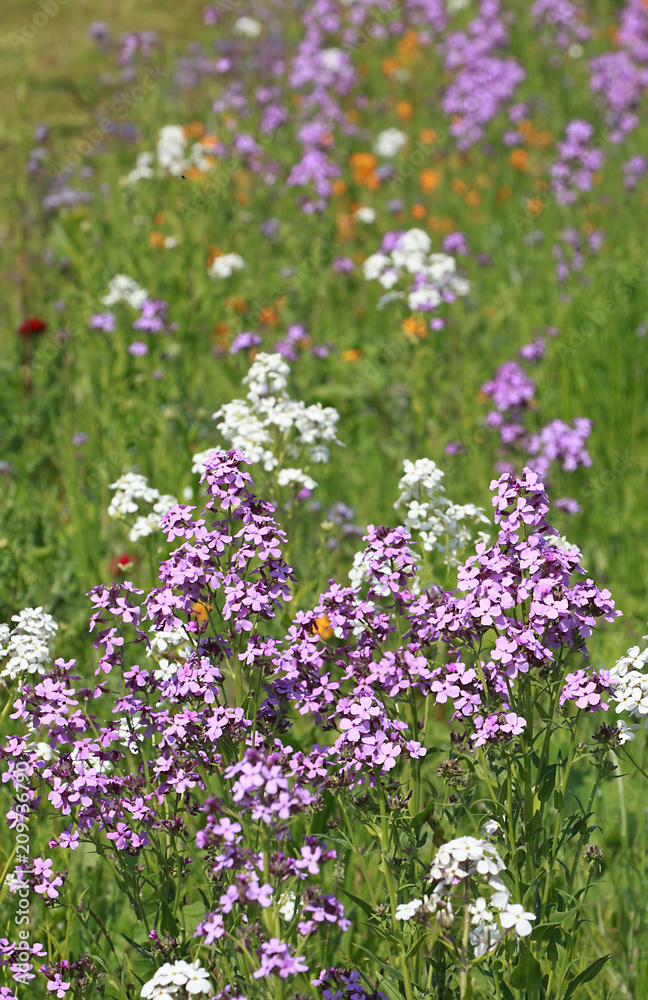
<box><xmin>208</xmin><ymin>253</ymin><xmax>246</xmax><ymax>278</ymax></box>
<box><xmin>17</xmin><ymin>317</ymin><xmax>47</xmax><ymax>336</ymax></box>
<box><xmin>374</xmin><ymin>129</ymin><xmax>407</xmax><ymax>158</ymax></box>
<box><xmin>498</xmin><ymin>903</ymin><xmax>536</xmax><ymax>937</ymax></box>
<box><xmin>234</xmin><ymin>16</ymin><xmax>262</xmax><ymax>38</ymax></box>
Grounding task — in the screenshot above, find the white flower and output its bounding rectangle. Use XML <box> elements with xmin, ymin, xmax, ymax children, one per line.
<box><xmin>212</xmin><ymin>353</ymin><xmax>342</xmax><ymax>479</ymax></box>
<box><xmin>397</xmin><ymin>229</ymin><xmax>431</xmax><ymax>255</ymax></box>
<box><xmin>126</xmin><ymin>151</ymin><xmax>155</xmax><ymax>184</ymax></box>
<box><xmin>408</xmin><ymin>286</ymin><xmax>441</xmax><ymax>311</ymax></box>
<box><xmin>102</xmin><ymin>275</ymin><xmax>148</xmax><ymax>309</ymax></box>
<box><xmin>183</xmin><ymin>961</ymin><xmax>212</xmax><ymax>995</ymax></box>
<box><xmin>320</xmin><ymin>47</ymin><xmax>344</xmax><ymax>72</ymax></box>
<box><xmin>141</xmin><ymin>960</ymin><xmax>210</xmax><ymax>999</ymax></box>
<box><xmin>233</xmin><ymin>16</ymin><xmax>262</xmax><ymax>37</ymax></box>
<box><xmin>617</xmin><ymin>719</ymin><xmax>640</xmax><ymax>743</ymax></box>
<box><xmin>362</xmin><ymin>253</ymin><xmax>389</xmax><ymax>280</ymax></box>
<box><xmin>395</xmin><ymin>898</ymin><xmax>423</xmax><ymax>921</ymax></box>
<box><xmin>374</xmin><ymin>127</ymin><xmax>408</xmax><ymax>158</ymax></box>
<box><xmin>499</xmin><ymin>902</ymin><xmax>536</xmax><ymax>937</ymax></box>
<box><xmin>108</xmin><ymin>472</ymin><xmax>177</xmax><ymax>541</ymax></box>
<box><xmin>1</xmin><ymin>608</ymin><xmax>59</xmax><ymax>681</ymax></box>
<box><xmin>354</xmin><ymin>206</ymin><xmax>376</xmax><ymax>224</ymax></box>
<box><xmin>377</xmin><ymin>269</ymin><xmax>399</xmax><ymax>290</ymax></box>
<box><xmin>277</xmin><ymin>468</ymin><xmax>317</xmax><ymax>492</ymax></box>
<box><xmin>278</xmin><ymin>891</ymin><xmax>296</xmax><ymax>921</ymax></box>
<box><xmin>209</xmin><ymin>253</ymin><xmax>246</xmax><ymax>278</ymax></box>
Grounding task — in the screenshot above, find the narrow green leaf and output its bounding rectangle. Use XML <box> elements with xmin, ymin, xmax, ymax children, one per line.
<box><xmin>562</xmin><ymin>955</ymin><xmax>611</xmax><ymax>999</ymax></box>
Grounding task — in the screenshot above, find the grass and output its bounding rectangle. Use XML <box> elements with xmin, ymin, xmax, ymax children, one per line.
<box><xmin>0</xmin><ymin>0</ymin><xmax>648</xmax><ymax>995</ymax></box>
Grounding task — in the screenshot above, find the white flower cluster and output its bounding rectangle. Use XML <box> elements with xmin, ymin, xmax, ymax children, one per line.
<box><xmin>102</xmin><ymin>274</ymin><xmax>148</xmax><ymax>309</ymax></box>
<box><xmin>208</xmin><ymin>252</ymin><xmax>246</xmax><ymax>279</ymax></box>
<box><xmin>146</xmin><ymin>627</ymin><xmax>192</xmax><ymax>682</ymax></box>
<box><xmin>374</xmin><ymin>127</ymin><xmax>408</xmax><ymax>158</ymax></box>
<box><xmin>141</xmin><ymin>959</ymin><xmax>212</xmax><ymax>999</ymax></box>
<box><xmin>363</xmin><ymin>229</ymin><xmax>469</xmax><ymax>312</ymax></box>
<box><xmin>395</xmin><ymin>458</ymin><xmax>490</xmax><ymax>568</ymax></box>
<box><xmin>233</xmin><ymin>15</ymin><xmax>262</xmax><ymax>38</ymax></box>
<box><xmin>0</xmin><ymin>608</ymin><xmax>58</xmax><ymax>682</ymax></box>
<box><xmin>108</xmin><ymin>472</ymin><xmax>178</xmax><ymax>542</ymax></box>
<box><xmin>194</xmin><ymin>354</ymin><xmax>341</xmax><ymax>490</ymax></box>
<box><xmin>608</xmin><ymin>628</ymin><xmax>648</xmax><ymax>727</ymax></box>
<box><xmin>125</xmin><ymin>125</ymin><xmax>220</xmax><ymax>184</ymax></box>
<box><xmin>395</xmin><ymin>836</ymin><xmax>535</xmax><ymax>958</ymax></box>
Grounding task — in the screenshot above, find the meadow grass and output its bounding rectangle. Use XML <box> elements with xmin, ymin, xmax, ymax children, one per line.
<box><xmin>1</xmin><ymin>1</ymin><xmax>648</xmax><ymax>996</ymax></box>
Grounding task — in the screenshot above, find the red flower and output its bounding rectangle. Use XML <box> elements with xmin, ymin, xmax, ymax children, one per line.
<box><xmin>17</xmin><ymin>317</ymin><xmax>47</xmax><ymax>336</ymax></box>
<box><xmin>110</xmin><ymin>553</ymin><xmax>137</xmax><ymax>576</ymax></box>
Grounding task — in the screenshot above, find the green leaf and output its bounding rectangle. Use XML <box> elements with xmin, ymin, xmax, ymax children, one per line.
<box><xmin>338</xmin><ymin>887</ymin><xmax>375</xmax><ymax>918</ymax></box>
<box><xmin>510</xmin><ymin>942</ymin><xmax>543</xmax><ymax>990</ymax></box>
<box><xmin>561</xmin><ymin>955</ymin><xmax>611</xmax><ymax>999</ymax></box>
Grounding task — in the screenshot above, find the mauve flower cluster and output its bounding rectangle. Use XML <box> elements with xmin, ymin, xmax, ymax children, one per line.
<box><xmin>481</xmin><ymin>334</ymin><xmax>591</xmax><ymax>490</ymax></box>
<box><xmin>550</xmin><ymin>121</ymin><xmax>604</xmax><ymax>205</ymax></box>
<box><xmin>0</xmin><ymin>452</ymin><xmax>621</xmax><ymax>997</ymax></box>
<box><xmin>589</xmin><ymin>0</ymin><xmax>648</xmax><ymax>143</ymax></box>
<box><xmin>531</xmin><ymin>0</ymin><xmax>590</xmax><ymax>52</ymax></box>
<box><xmin>440</xmin><ymin>0</ymin><xmax>525</xmax><ymax>150</ymax></box>
<box><xmin>552</xmin><ymin>226</ymin><xmax>605</xmax><ymax>284</ymax></box>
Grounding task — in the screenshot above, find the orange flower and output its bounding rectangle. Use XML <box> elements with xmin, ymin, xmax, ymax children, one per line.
<box><xmin>527</xmin><ymin>197</ymin><xmax>543</xmax><ymax>217</ymax></box>
<box><xmin>451</xmin><ymin>178</ymin><xmax>467</xmax><ymax>195</ymax></box>
<box><xmin>210</xmin><ymin>322</ymin><xmax>229</xmax><ymax>341</ymax></box>
<box><xmin>441</xmin><ymin>217</ymin><xmax>455</xmax><ymax>233</ymax></box>
<box><xmin>225</xmin><ymin>296</ymin><xmax>248</xmax><ymax>314</ymax></box>
<box><xmin>149</xmin><ymin>231</ymin><xmax>165</xmax><ymax>248</ymax></box>
<box><xmin>396</xmin><ymin>100</ymin><xmax>413</xmax><ymax>120</ymax></box>
<box><xmin>319</xmin><ymin>131</ymin><xmax>334</xmax><ymax>147</ymax></box>
<box><xmin>419</xmin><ymin>129</ymin><xmax>437</xmax><ymax>144</ymax></box>
<box><xmin>509</xmin><ymin>148</ymin><xmax>528</xmax><ymax>171</ymax></box>
<box><xmin>234</xmin><ymin>190</ymin><xmax>249</xmax><ymax>204</ymax></box>
<box><xmin>200</xmin><ymin>134</ymin><xmax>220</xmax><ymax>149</ymax></box>
<box><xmin>419</xmin><ymin>168</ymin><xmax>441</xmax><ymax>194</ymax></box>
<box><xmin>397</xmin><ymin>30</ymin><xmax>420</xmax><ymax>57</ymax></box>
<box><xmin>259</xmin><ymin>307</ymin><xmax>280</xmax><ymax>326</ymax></box>
<box><xmin>183</xmin><ymin>121</ymin><xmax>205</xmax><ymax>138</ymax></box>
<box><xmin>346</xmin><ymin>108</ymin><xmax>360</xmax><ymax>123</ymax></box>
<box><xmin>401</xmin><ymin>315</ymin><xmax>427</xmax><ymax>340</ymax></box>
<box><xmin>350</xmin><ymin>152</ymin><xmax>377</xmax><ymax>174</ymax></box>
<box><xmin>184</xmin><ymin>166</ymin><xmax>204</xmax><ymax>181</ymax></box>
<box><xmin>154</xmin><ymin>212</ymin><xmax>165</xmax><ymax>225</ymax></box>
<box><xmin>336</xmin><ymin>214</ymin><xmax>353</xmax><ymax>241</ymax></box>
<box><xmin>190</xmin><ymin>601</ymin><xmax>210</xmax><ymax>626</ymax></box>
<box><xmin>312</xmin><ymin>615</ymin><xmax>334</xmax><ymax>640</ymax></box>
<box><xmin>534</xmin><ymin>178</ymin><xmax>548</xmax><ymax>192</ymax></box>
<box><xmin>466</xmin><ymin>190</ymin><xmax>481</xmax><ymax>207</ymax></box>
<box><xmin>382</xmin><ymin>56</ymin><xmax>399</xmax><ymax>75</ymax></box>
<box><xmin>497</xmin><ymin>185</ymin><xmax>513</xmax><ymax>203</ymax></box>
<box><xmin>332</xmin><ymin>179</ymin><xmax>347</xmax><ymax>196</ymax></box>
<box><xmin>411</xmin><ymin>203</ymin><xmax>426</xmax><ymax>219</ymax></box>
<box><xmin>207</xmin><ymin>245</ymin><xmax>223</xmax><ymax>267</ymax></box>
<box><xmin>340</xmin><ymin>348</ymin><xmax>362</xmax><ymax>361</ymax></box>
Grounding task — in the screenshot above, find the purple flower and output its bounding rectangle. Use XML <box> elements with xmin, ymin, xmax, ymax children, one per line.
<box><xmin>230</xmin><ymin>332</ymin><xmax>262</xmax><ymax>355</ymax></box>
<box><xmin>89</xmin><ymin>312</ymin><xmax>115</xmax><ymax>332</ymax></box>
<box><xmin>128</xmin><ymin>341</ymin><xmax>149</xmax><ymax>356</ymax></box>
